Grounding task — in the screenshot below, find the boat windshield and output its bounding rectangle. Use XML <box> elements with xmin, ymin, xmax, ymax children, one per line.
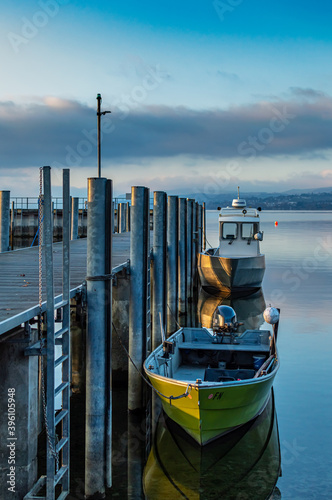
<box><xmin>221</xmin><ymin>222</ymin><xmax>237</xmax><ymax>240</ymax></box>
<box><xmin>241</xmin><ymin>223</ymin><xmax>257</xmax><ymax>239</ymax></box>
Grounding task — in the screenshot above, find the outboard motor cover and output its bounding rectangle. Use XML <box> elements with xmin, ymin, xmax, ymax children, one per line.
<box><xmin>213</xmin><ymin>305</ymin><xmax>237</xmax><ymax>333</ymax></box>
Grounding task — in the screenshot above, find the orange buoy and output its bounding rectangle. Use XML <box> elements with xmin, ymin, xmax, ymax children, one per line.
<box><xmin>275</xmin><ymin>221</ymin><xmax>278</xmax><ymax>226</ymax></box>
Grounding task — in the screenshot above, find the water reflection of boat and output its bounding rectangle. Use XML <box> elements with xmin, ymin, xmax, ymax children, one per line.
<box><xmin>197</xmin><ymin>190</ymin><xmax>265</xmax><ymax>293</ymax></box>
<box><xmin>198</xmin><ymin>287</ymin><xmax>266</xmax><ymax>332</ymax></box>
<box><xmin>143</xmin><ymin>389</ymin><xmax>281</xmax><ymax>500</ymax></box>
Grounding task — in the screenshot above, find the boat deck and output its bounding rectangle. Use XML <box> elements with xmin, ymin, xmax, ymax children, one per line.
<box><xmin>173</xmin><ymin>365</ymin><xmax>206</xmax><ymax>382</ymax></box>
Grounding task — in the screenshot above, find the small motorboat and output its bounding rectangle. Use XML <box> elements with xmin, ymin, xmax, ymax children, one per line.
<box><xmin>197</xmin><ymin>188</ymin><xmax>265</xmax><ymax>293</ymax></box>
<box><xmin>144</xmin><ymin>306</ymin><xmax>280</xmax><ymax>445</ymax></box>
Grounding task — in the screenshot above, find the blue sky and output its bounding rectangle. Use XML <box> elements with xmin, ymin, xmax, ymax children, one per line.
<box><xmin>1</xmin><ymin>0</ymin><xmax>332</xmax><ymax>196</ymax></box>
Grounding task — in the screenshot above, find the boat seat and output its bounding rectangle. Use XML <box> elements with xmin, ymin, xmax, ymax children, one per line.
<box><xmin>204</xmin><ymin>368</ymin><xmax>256</xmax><ymax>382</ymax></box>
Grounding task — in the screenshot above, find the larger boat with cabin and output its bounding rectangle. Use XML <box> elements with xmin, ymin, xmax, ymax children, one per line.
<box><xmin>197</xmin><ymin>188</ymin><xmax>265</xmax><ymax>294</ymax></box>
<box><xmin>144</xmin><ymin>305</ymin><xmax>280</xmax><ymax>446</ymax></box>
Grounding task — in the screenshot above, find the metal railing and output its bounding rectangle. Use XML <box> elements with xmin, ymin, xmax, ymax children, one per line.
<box><xmin>10</xmin><ymin>197</ymin><xmax>88</xmax><ymax>210</ymax></box>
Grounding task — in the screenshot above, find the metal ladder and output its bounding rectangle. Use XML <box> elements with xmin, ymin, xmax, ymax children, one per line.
<box><xmin>24</xmin><ymin>167</ymin><xmax>71</xmax><ymax>500</ymax></box>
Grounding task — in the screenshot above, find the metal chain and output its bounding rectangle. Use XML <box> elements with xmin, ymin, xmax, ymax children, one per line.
<box><xmin>38</xmin><ymin>167</ymin><xmax>60</xmax><ymax>473</ymax></box>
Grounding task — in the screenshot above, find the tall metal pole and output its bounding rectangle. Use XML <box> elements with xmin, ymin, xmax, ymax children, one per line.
<box><xmin>128</xmin><ymin>186</ymin><xmax>149</xmax><ymax>411</ymax></box>
<box><xmin>178</xmin><ymin>198</ymin><xmax>187</xmax><ymax>326</ymax></box>
<box><xmin>202</xmin><ymin>202</ymin><xmax>206</xmax><ymax>251</ymax></box>
<box><xmin>10</xmin><ymin>200</ymin><xmax>15</xmax><ymax>250</ymax></box>
<box><xmin>96</xmin><ymin>94</ymin><xmax>111</xmax><ymax>179</ymax></box>
<box><xmin>0</xmin><ymin>191</ymin><xmax>10</xmax><ymax>252</ymax></box>
<box><xmin>85</xmin><ymin>177</ymin><xmax>108</xmax><ymax>497</ymax></box>
<box><xmin>105</xmin><ymin>179</ymin><xmax>113</xmax><ymax>489</ymax></box>
<box><xmin>166</xmin><ymin>195</ymin><xmax>178</xmax><ymax>336</ymax></box>
<box><xmin>151</xmin><ymin>191</ymin><xmax>167</xmax><ymax>350</ymax></box>
<box><xmin>192</xmin><ymin>201</ymin><xmax>198</xmax><ymax>279</ymax></box>
<box><xmin>97</xmin><ymin>94</ymin><xmax>102</xmax><ymax>178</ymax></box>
<box><xmin>71</xmin><ymin>197</ymin><xmax>79</xmax><ymax>240</ymax></box>
<box><xmin>62</xmin><ymin>168</ymin><xmax>70</xmax><ymax>495</ymax></box>
<box><xmin>198</xmin><ymin>203</ymin><xmax>203</xmax><ymax>253</ymax></box>
<box><xmin>186</xmin><ymin>199</ymin><xmax>193</xmax><ymax>309</ymax></box>
<box><xmin>119</xmin><ymin>203</ymin><xmax>127</xmax><ymax>233</ymax></box>
<box><xmin>126</xmin><ymin>201</ymin><xmax>130</xmax><ymax>232</ymax></box>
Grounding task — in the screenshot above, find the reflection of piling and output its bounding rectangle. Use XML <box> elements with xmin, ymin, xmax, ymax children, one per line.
<box><xmin>178</xmin><ymin>198</ymin><xmax>187</xmax><ymax>326</ymax></box>
<box><xmin>166</xmin><ymin>195</ymin><xmax>178</xmax><ymax>336</ymax></box>
<box><xmin>127</xmin><ymin>412</ymin><xmax>144</xmax><ymax>499</ymax></box>
<box><xmin>85</xmin><ymin>177</ymin><xmax>112</xmax><ymax>497</ymax></box>
<box><xmin>151</xmin><ymin>191</ymin><xmax>167</xmax><ymax>350</ymax></box>
<box><xmin>202</xmin><ymin>202</ymin><xmax>206</xmax><ymax>251</ymax></box>
<box><xmin>71</xmin><ymin>197</ymin><xmax>79</xmax><ymax>240</ymax></box>
<box><xmin>128</xmin><ymin>186</ymin><xmax>150</xmax><ymax>411</ymax></box>
<box><xmin>0</xmin><ymin>191</ymin><xmax>10</xmax><ymax>252</ymax></box>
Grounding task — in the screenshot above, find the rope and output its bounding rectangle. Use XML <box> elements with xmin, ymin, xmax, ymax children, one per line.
<box><xmin>205</xmin><ymin>235</ymin><xmax>213</xmax><ymax>249</ymax></box>
<box><xmin>38</xmin><ymin>167</ymin><xmax>60</xmax><ymax>473</ymax></box>
<box><xmin>112</xmin><ymin>322</ymin><xmax>192</xmax><ymax>403</ymax></box>
<box><xmin>166</xmin><ymin>304</ymin><xmax>181</xmax><ymax>330</ymax></box>
<box><xmin>30</xmin><ymin>215</ymin><xmax>44</xmax><ymax>247</ymax></box>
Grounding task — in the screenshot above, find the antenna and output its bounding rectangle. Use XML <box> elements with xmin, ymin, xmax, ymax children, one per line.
<box><xmin>96</xmin><ymin>93</ymin><xmax>111</xmax><ymax>178</ymax></box>
<box><xmin>237</xmin><ymin>186</ymin><xmax>240</xmax><ymax>199</ymax></box>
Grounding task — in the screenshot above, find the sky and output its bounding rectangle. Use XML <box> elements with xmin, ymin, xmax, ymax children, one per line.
<box><xmin>1</xmin><ymin>0</ymin><xmax>332</xmax><ymax>197</ymax></box>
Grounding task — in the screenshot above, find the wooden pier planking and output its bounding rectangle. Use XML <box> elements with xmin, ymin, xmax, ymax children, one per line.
<box><xmin>0</xmin><ymin>233</ymin><xmax>130</xmax><ymax>327</ymax></box>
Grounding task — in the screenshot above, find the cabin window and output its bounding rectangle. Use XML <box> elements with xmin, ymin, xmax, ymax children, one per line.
<box><xmin>221</xmin><ymin>223</ymin><xmax>237</xmax><ymax>240</ymax></box>
<box><xmin>241</xmin><ymin>223</ymin><xmax>257</xmax><ymax>239</ymax></box>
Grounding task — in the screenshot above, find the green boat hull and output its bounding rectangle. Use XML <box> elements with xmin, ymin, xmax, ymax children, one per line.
<box><xmin>151</xmin><ymin>373</ymin><xmax>276</xmax><ymax>445</ymax></box>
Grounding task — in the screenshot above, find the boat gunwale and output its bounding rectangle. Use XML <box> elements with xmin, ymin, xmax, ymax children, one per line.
<box><xmin>199</xmin><ymin>251</ymin><xmax>265</xmax><ymax>259</ymax></box>
<box><xmin>143</xmin><ymin>327</ymin><xmax>279</xmax><ymax>391</ymax></box>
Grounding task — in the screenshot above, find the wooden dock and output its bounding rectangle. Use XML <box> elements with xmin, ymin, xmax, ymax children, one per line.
<box><xmin>0</xmin><ymin>233</ymin><xmax>130</xmax><ymax>332</ymax></box>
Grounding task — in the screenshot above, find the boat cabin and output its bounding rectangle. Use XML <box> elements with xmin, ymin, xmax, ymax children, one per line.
<box><xmin>216</xmin><ymin>198</ymin><xmax>263</xmax><ymax>258</ymax></box>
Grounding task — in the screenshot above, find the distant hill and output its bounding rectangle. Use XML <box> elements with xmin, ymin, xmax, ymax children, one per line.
<box><xmin>114</xmin><ymin>187</ymin><xmax>332</xmax><ymax>209</ymax></box>
<box><xmin>186</xmin><ymin>191</ymin><xmax>332</xmax><ymax>210</ymax></box>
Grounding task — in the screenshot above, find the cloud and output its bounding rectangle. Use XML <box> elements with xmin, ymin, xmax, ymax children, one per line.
<box><xmin>1</xmin><ymin>89</ymin><xmax>332</xmax><ymax>170</ymax></box>
<box><xmin>289</xmin><ymin>87</ymin><xmax>326</xmax><ymax>99</ymax></box>
<box><xmin>215</xmin><ymin>70</ymin><xmax>241</xmax><ymax>82</ymax></box>
<box><xmin>321</xmin><ymin>169</ymin><xmax>332</xmax><ymax>178</ymax></box>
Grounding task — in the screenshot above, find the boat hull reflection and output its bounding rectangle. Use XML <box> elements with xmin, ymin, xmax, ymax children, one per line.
<box><xmin>197</xmin><ymin>288</ymin><xmax>266</xmax><ymax>332</ymax></box>
<box><xmin>143</xmin><ymin>389</ymin><xmax>281</xmax><ymax>500</ymax></box>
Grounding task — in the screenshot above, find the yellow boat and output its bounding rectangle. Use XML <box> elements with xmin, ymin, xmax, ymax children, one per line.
<box><xmin>144</xmin><ymin>306</ymin><xmax>280</xmax><ymax>446</ymax></box>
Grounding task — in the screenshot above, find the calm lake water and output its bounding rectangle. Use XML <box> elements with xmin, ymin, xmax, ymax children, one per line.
<box><xmin>206</xmin><ymin>210</ymin><xmax>332</xmax><ymax>500</ymax></box>
<box><xmin>68</xmin><ymin>210</ymin><xmax>332</xmax><ymax>499</ymax></box>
